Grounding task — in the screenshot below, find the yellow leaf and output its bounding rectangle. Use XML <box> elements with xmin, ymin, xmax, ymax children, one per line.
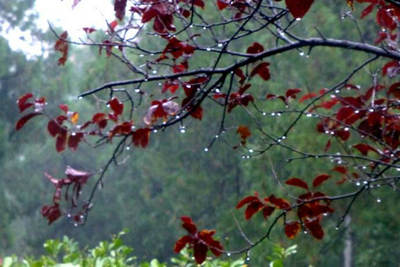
<box><xmin>71</xmin><ymin>112</ymin><xmax>79</xmax><ymax>124</ymax></box>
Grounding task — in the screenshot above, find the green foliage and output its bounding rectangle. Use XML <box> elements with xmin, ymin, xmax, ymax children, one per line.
<box><xmin>0</xmin><ymin>232</ymin><xmax>296</xmax><ymax>267</ymax></box>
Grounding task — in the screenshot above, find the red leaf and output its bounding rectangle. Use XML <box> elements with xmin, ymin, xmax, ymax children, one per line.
<box><xmin>68</xmin><ymin>133</ymin><xmax>84</xmax><ymax>150</ymax></box>
<box><xmin>190</xmin><ymin>105</ymin><xmax>203</xmax><ymax>120</ymax></box>
<box><xmin>109</xmin><ymin>20</ymin><xmax>118</xmax><ymax>31</ymax></box>
<box><xmin>246</xmin><ymin>42</ymin><xmax>264</xmax><ymax>54</ymax></box>
<box><xmin>286</xmin><ymin>88</ymin><xmax>302</xmax><ymax>99</ymax></box>
<box><xmin>83</xmin><ymin>27</ymin><xmax>96</xmax><ymax>34</ymax></box>
<box><xmin>132</xmin><ymin>128</ymin><xmax>151</xmax><ymax>148</ymax></box>
<box><xmin>332</xmin><ymin>165</ymin><xmax>347</xmax><ymax>174</ymax></box>
<box><xmin>108</xmin><ymin>97</ymin><xmax>124</xmax><ymax>116</ymax></box>
<box><xmin>305</xmin><ymin>219</ymin><xmax>324</xmax><ymax>239</ymax></box>
<box><xmin>181</xmin><ymin>216</ymin><xmax>197</xmax><ymax>234</ymax></box>
<box><xmin>236</xmin><ymin>195</ymin><xmax>259</xmax><ymax>209</ymax></box>
<box><xmin>285</xmin><ymin>221</ymin><xmax>300</xmax><ymax>239</ymax></box>
<box><xmin>54</xmin><ymin>31</ymin><xmax>68</xmax><ymax>65</ymax></box>
<box><xmin>353</xmin><ymin>143</ymin><xmax>377</xmax><ymax>155</ymax></box>
<box><xmin>376</xmin><ymin>7</ymin><xmax>397</xmax><ymax>30</ymax></box>
<box><xmin>312</xmin><ymin>174</ymin><xmax>331</xmax><ymax>188</ymax></box>
<box><xmin>299</xmin><ymin>92</ymin><xmax>317</xmax><ymax>103</ymax></box>
<box><xmin>174</xmin><ymin>235</ymin><xmax>192</xmax><ymax>253</ymax></box>
<box><xmin>237</xmin><ymin>125</ymin><xmax>251</xmax><ymax>145</ymax></box>
<box><xmin>262</xmin><ymin>205</ymin><xmax>275</xmax><ymax>219</ymax></box>
<box><xmin>285</xmin><ymin>0</ymin><xmax>314</xmax><ymax>18</ymax></box>
<box><xmin>361</xmin><ymin>3</ymin><xmax>375</xmax><ymax>18</ymax></box>
<box><xmin>285</xmin><ymin>178</ymin><xmax>309</xmax><ymax>190</ymax></box>
<box><xmin>17</xmin><ymin>93</ymin><xmax>34</xmax><ymax>112</ymax></box>
<box><xmin>114</xmin><ymin>0</ymin><xmax>127</xmax><ymax>20</ymax></box>
<box><xmin>41</xmin><ymin>204</ymin><xmax>62</xmax><ymax>224</ymax></box>
<box><xmin>56</xmin><ymin>131</ymin><xmax>68</xmax><ymax>152</ymax></box>
<box><xmin>16</xmin><ymin>112</ymin><xmax>42</xmax><ymax>130</ymax></box>
<box><xmin>217</xmin><ymin>0</ymin><xmax>229</xmax><ymax>10</ymax></box>
<box><xmin>193</xmin><ymin>243</ymin><xmax>208</xmax><ymax>264</ymax></box>
<box><xmin>250</xmin><ymin>62</ymin><xmax>270</xmax><ymax>80</ymax></box>
<box><xmin>244</xmin><ymin>201</ymin><xmax>264</xmax><ymax>220</ymax></box>
<box><xmin>269</xmin><ymin>195</ymin><xmax>291</xmax><ymax>210</ymax></box>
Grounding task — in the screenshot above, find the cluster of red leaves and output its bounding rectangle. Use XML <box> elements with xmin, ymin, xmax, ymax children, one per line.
<box><xmin>284</xmin><ymin>176</ymin><xmax>335</xmax><ymax>239</ymax></box>
<box><xmin>267</xmin><ymin>88</ymin><xmax>302</xmax><ymax>105</ymax></box>
<box><xmin>357</xmin><ymin>0</ymin><xmax>400</xmax><ymax>30</ymax></box>
<box><xmin>174</xmin><ymin>216</ymin><xmax>223</xmax><ymax>264</ymax></box>
<box><xmin>217</xmin><ymin>0</ymin><xmax>259</xmax><ymax>18</ymax></box>
<box><xmin>42</xmin><ymin>166</ymin><xmax>92</xmax><ymax>224</ymax></box>
<box><xmin>157</xmin><ymin>36</ymin><xmax>196</xmax><ymax>73</ymax></box>
<box><xmin>16</xmin><ymin>95</ymin><xmax>152</xmax><ymax>153</ymax></box>
<box><xmin>236</xmin><ymin>192</ymin><xmax>291</xmax><ymax>220</ymax></box>
<box><xmin>130</xmin><ymin>0</ymin><xmax>204</xmax><ymax>34</ymax></box>
<box><xmin>54</xmin><ymin>31</ymin><xmax>69</xmax><ymax>65</ymax></box>
<box><xmin>311</xmin><ymin>81</ymin><xmax>400</xmax><ymax>163</ymax></box>
<box><xmin>15</xmin><ymin>93</ymin><xmax>46</xmax><ymax>130</ymax></box>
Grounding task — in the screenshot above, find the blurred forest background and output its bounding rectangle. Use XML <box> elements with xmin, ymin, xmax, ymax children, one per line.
<box><xmin>1</xmin><ymin>0</ymin><xmax>400</xmax><ymax>266</ymax></box>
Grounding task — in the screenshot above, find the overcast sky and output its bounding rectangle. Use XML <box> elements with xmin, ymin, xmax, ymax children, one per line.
<box><xmin>4</xmin><ymin>0</ymin><xmax>113</xmax><ymax>57</ymax></box>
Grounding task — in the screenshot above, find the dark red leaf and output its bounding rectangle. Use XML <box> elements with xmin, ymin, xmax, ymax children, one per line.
<box><xmin>305</xmin><ymin>219</ymin><xmax>324</xmax><ymax>239</ymax></box>
<box><xmin>285</xmin><ymin>221</ymin><xmax>300</xmax><ymax>239</ymax></box>
<box><xmin>285</xmin><ymin>178</ymin><xmax>309</xmax><ymax>190</ymax></box>
<box><xmin>174</xmin><ymin>235</ymin><xmax>192</xmax><ymax>253</ymax></box>
<box><xmin>83</xmin><ymin>27</ymin><xmax>96</xmax><ymax>34</ymax></box>
<box><xmin>68</xmin><ymin>133</ymin><xmax>84</xmax><ymax>150</ymax></box>
<box><xmin>285</xmin><ymin>0</ymin><xmax>314</xmax><ymax>18</ymax></box>
<box><xmin>245</xmin><ymin>201</ymin><xmax>264</xmax><ymax>220</ymax></box>
<box><xmin>193</xmin><ymin>243</ymin><xmax>208</xmax><ymax>264</ymax></box>
<box><xmin>114</xmin><ymin>0</ymin><xmax>127</xmax><ymax>20</ymax></box>
<box><xmin>237</xmin><ymin>125</ymin><xmax>251</xmax><ymax>145</ymax></box>
<box><xmin>17</xmin><ymin>93</ymin><xmax>34</xmax><ymax>112</ymax></box>
<box><xmin>286</xmin><ymin>88</ymin><xmax>302</xmax><ymax>99</ymax></box>
<box><xmin>268</xmin><ymin>195</ymin><xmax>291</xmax><ymax>210</ymax></box>
<box><xmin>262</xmin><ymin>205</ymin><xmax>275</xmax><ymax>219</ymax></box>
<box><xmin>108</xmin><ymin>97</ymin><xmax>124</xmax><ymax>116</ymax></box>
<box><xmin>312</xmin><ymin>174</ymin><xmax>331</xmax><ymax>188</ymax></box>
<box><xmin>236</xmin><ymin>195</ymin><xmax>258</xmax><ymax>209</ymax></box>
<box><xmin>353</xmin><ymin>143</ymin><xmax>377</xmax><ymax>155</ymax></box>
<box><xmin>246</xmin><ymin>42</ymin><xmax>264</xmax><ymax>54</ymax></box>
<box><xmin>16</xmin><ymin>112</ymin><xmax>42</xmax><ymax>130</ymax></box>
<box><xmin>56</xmin><ymin>131</ymin><xmax>68</xmax><ymax>152</ymax></box>
<box><xmin>41</xmin><ymin>204</ymin><xmax>62</xmax><ymax>225</ymax></box>
<box><xmin>250</xmin><ymin>62</ymin><xmax>270</xmax><ymax>80</ymax></box>
<box><xmin>190</xmin><ymin>105</ymin><xmax>203</xmax><ymax>120</ymax></box>
<box><xmin>299</xmin><ymin>92</ymin><xmax>317</xmax><ymax>102</ymax></box>
<box><xmin>217</xmin><ymin>0</ymin><xmax>229</xmax><ymax>10</ymax></box>
<box><xmin>54</xmin><ymin>31</ymin><xmax>68</xmax><ymax>65</ymax></box>
<box><xmin>333</xmin><ymin>165</ymin><xmax>347</xmax><ymax>174</ymax></box>
<box><xmin>181</xmin><ymin>216</ymin><xmax>197</xmax><ymax>234</ymax></box>
<box><xmin>132</xmin><ymin>128</ymin><xmax>151</xmax><ymax>148</ymax></box>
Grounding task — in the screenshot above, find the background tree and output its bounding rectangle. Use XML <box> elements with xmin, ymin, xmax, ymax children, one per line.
<box><xmin>10</xmin><ymin>0</ymin><xmax>400</xmax><ymax>265</ymax></box>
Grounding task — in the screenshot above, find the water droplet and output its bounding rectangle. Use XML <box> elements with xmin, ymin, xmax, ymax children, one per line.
<box><xmin>249</xmin><ymin>149</ymin><xmax>254</xmax><ymax>153</ymax></box>
<box><xmin>246</xmin><ymin>257</ymin><xmax>250</xmax><ymax>261</ymax></box>
<box><xmin>215</xmin><ymin>135</ymin><xmax>219</xmax><ymax>139</ymax></box>
<box><xmin>204</xmin><ymin>148</ymin><xmax>209</xmax><ymax>152</ymax></box>
<box><xmin>356</xmin><ymin>182</ymin><xmax>361</xmax><ymax>186</ymax></box>
<box><xmin>179</xmin><ymin>125</ymin><xmax>186</xmax><ymax>133</ymax></box>
<box><xmin>377</xmin><ymin>198</ymin><xmax>381</xmax><ymax>203</ymax></box>
<box><xmin>71</xmin><ymin>132</ymin><xmax>76</xmax><ymax>136</ymax></box>
<box><xmin>134</xmin><ymin>89</ymin><xmax>141</xmax><ymax>93</ymax></box>
<box><xmin>140</xmin><ymin>54</ymin><xmax>144</xmax><ymax>57</ymax></box>
<box><xmin>262</xmin><ymin>112</ymin><xmax>267</xmax><ymax>116</ymax></box>
<box><xmin>299</xmin><ymin>51</ymin><xmax>305</xmax><ymax>56</ymax></box>
<box><xmin>215</xmin><ymin>88</ymin><xmax>220</xmax><ymax>93</ymax></box>
<box><xmin>323</xmin><ymin>213</ymin><xmax>328</xmax><ymax>216</ymax></box>
<box><xmin>227</xmin><ymin>252</ymin><xmax>231</xmax><ymax>257</ymax></box>
<box><xmin>74</xmin><ymin>223</ymin><xmax>78</xmax><ymax>227</ymax></box>
<box><xmin>303</xmin><ymin>231</ymin><xmax>308</xmax><ymax>234</ymax></box>
<box><xmin>335</xmin><ymin>89</ymin><xmax>340</xmax><ymax>94</ymax></box>
<box><xmin>153</xmin><ymin>129</ymin><xmax>158</xmax><ymax>133</ymax></box>
<box><xmin>335</xmin><ymin>226</ymin><xmax>339</xmax><ymax>230</ymax></box>
<box><xmin>306</xmin><ymin>113</ymin><xmax>312</xmax><ymax>117</ymax></box>
<box><xmin>271</xmin><ymin>112</ymin><xmax>276</xmax><ymax>116</ymax></box>
<box><xmin>296</xmin><ymin>17</ymin><xmax>302</xmax><ymax>21</ymax></box>
<box><xmin>368</xmin><ymin>108</ymin><xmax>374</xmax><ymax>112</ymax></box>
<box><xmin>344</xmin><ymin>127</ymin><xmax>349</xmax><ymax>131</ymax></box>
<box><xmin>78</xmin><ymin>96</ymin><xmax>83</xmax><ymax>100</ymax></box>
<box><xmin>206</xmin><ymin>47</ymin><xmax>211</xmax><ymax>51</ymax></box>
<box><xmin>67</xmin><ymin>213</ymin><xmax>72</xmax><ymax>218</ymax></box>
<box><xmin>203</xmin><ymin>26</ymin><xmax>207</xmax><ymax>30</ymax></box>
<box><xmin>106</xmin><ymin>104</ymin><xmax>110</xmax><ymax>108</ymax></box>
<box><xmin>152</xmin><ymin>70</ymin><xmax>157</xmax><ymax>74</ymax></box>
<box><xmin>355</xmin><ymin>110</ymin><xmax>360</xmax><ymax>114</ymax></box>
<box><xmin>363</xmin><ymin>181</ymin><xmax>368</xmax><ymax>185</ymax></box>
<box><xmin>126</xmin><ymin>146</ymin><xmax>131</xmax><ymax>150</ymax></box>
<box><xmin>218</xmin><ymin>43</ymin><xmax>223</xmax><ymax>47</ymax></box>
<box><xmin>282</xmin><ymin>136</ymin><xmax>287</xmax><ymax>140</ymax></box>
